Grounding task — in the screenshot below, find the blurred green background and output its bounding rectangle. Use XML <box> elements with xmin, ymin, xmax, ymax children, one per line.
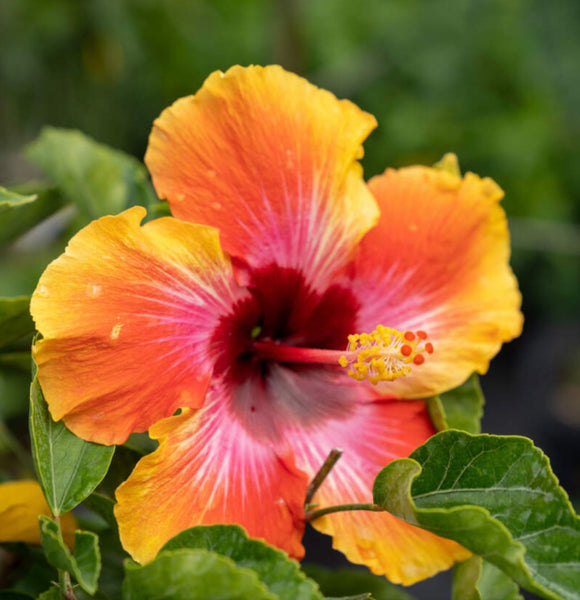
<box><xmin>0</xmin><ymin>1</ymin><xmax>579</xmax><ymax>597</ymax></box>
<box><xmin>1</xmin><ymin>0</ymin><xmax>580</xmax><ymax>315</ymax></box>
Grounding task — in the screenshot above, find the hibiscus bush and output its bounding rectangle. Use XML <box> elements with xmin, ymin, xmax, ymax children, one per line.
<box><xmin>0</xmin><ymin>66</ymin><xmax>578</xmax><ymax>600</ymax></box>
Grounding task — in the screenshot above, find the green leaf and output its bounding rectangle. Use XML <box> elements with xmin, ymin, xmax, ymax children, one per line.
<box><xmin>303</xmin><ymin>565</ymin><xmax>416</xmax><ymax>600</ymax></box>
<box><xmin>122</xmin><ymin>548</ymin><xmax>278</xmax><ymax>600</ymax></box>
<box><xmin>428</xmin><ymin>374</ymin><xmax>484</xmax><ymax>433</ymax></box>
<box><xmin>453</xmin><ymin>557</ymin><xmax>481</xmax><ymax>600</ymax></box>
<box><xmin>453</xmin><ymin>556</ymin><xmax>523</xmax><ymax>600</ymax></box>
<box><xmin>39</xmin><ymin>515</ymin><xmax>101</xmax><ymax>595</ymax></box>
<box><xmin>29</xmin><ymin>371</ymin><xmax>115</xmax><ymax>515</ymax></box>
<box><xmin>0</xmin><ymin>187</ymin><xmax>37</xmax><ymax>249</ymax></box>
<box><xmin>0</xmin><ymin>297</ymin><xmax>34</xmax><ymax>350</ymax></box>
<box><xmin>161</xmin><ymin>525</ymin><xmax>324</xmax><ymax>600</ymax></box>
<box><xmin>74</xmin><ymin>532</ymin><xmax>102</xmax><ymax>593</ymax></box>
<box><xmin>76</xmin><ymin>494</ymin><xmax>128</xmax><ymax>600</ymax></box>
<box><xmin>0</xmin><ymin>187</ymin><xmax>36</xmax><ymax>210</ymax></box>
<box><xmin>373</xmin><ymin>431</ymin><xmax>580</xmax><ymax>600</ymax></box>
<box><xmin>26</xmin><ymin>127</ymin><xmax>158</xmax><ymax>221</ymax></box>
<box><xmin>0</xmin><ymin>185</ymin><xmax>65</xmax><ymax>250</ymax></box>
<box><xmin>478</xmin><ymin>561</ymin><xmax>524</xmax><ymax>600</ymax></box>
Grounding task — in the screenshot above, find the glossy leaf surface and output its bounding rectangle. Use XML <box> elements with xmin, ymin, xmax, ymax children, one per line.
<box><xmin>26</xmin><ymin>127</ymin><xmax>158</xmax><ymax>221</ymax></box>
<box><xmin>374</xmin><ymin>431</ymin><xmax>580</xmax><ymax>600</ymax></box>
<box><xmin>428</xmin><ymin>374</ymin><xmax>485</xmax><ymax>434</ymax></box>
<box><xmin>123</xmin><ymin>549</ymin><xmax>278</xmax><ymax>600</ymax></box>
<box><xmin>30</xmin><ymin>372</ymin><xmax>115</xmax><ymax>515</ymax></box>
<box><xmin>162</xmin><ymin>525</ymin><xmax>324</xmax><ymax>600</ymax></box>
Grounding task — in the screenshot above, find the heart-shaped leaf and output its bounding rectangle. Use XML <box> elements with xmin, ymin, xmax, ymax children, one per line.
<box><xmin>374</xmin><ymin>431</ymin><xmax>580</xmax><ymax>600</ymax></box>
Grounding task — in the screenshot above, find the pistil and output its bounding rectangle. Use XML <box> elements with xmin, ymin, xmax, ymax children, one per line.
<box><xmin>253</xmin><ymin>341</ymin><xmax>347</xmax><ymax>364</ymax></box>
<box><xmin>252</xmin><ymin>325</ymin><xmax>433</xmax><ymax>384</ymax></box>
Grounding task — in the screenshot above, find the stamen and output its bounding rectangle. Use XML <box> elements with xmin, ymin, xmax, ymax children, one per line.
<box><xmin>339</xmin><ymin>325</ymin><xmax>433</xmax><ymax>385</ymax></box>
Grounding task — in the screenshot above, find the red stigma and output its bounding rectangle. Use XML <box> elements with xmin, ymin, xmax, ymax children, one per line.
<box><xmin>417</xmin><ymin>330</ymin><xmax>428</xmax><ymax>340</ymax></box>
<box><xmin>413</xmin><ymin>354</ymin><xmax>425</xmax><ymax>365</ymax></box>
<box><xmin>404</xmin><ymin>331</ymin><xmax>416</xmax><ymax>341</ymax></box>
<box><xmin>425</xmin><ymin>342</ymin><xmax>434</xmax><ymax>354</ymax></box>
<box><xmin>401</xmin><ymin>344</ymin><xmax>412</xmax><ymax>357</ymax></box>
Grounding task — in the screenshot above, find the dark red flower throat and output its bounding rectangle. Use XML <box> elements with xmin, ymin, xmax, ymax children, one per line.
<box><xmin>212</xmin><ymin>264</ymin><xmax>360</xmax><ymax>383</ymax></box>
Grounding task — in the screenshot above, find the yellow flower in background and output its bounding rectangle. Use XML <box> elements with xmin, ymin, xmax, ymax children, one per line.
<box><xmin>0</xmin><ymin>480</ymin><xmax>76</xmax><ymax>547</ymax></box>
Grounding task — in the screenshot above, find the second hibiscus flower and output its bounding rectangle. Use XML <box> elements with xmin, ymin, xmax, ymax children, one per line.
<box><xmin>30</xmin><ymin>65</ymin><xmax>522</xmax><ymax>585</ymax></box>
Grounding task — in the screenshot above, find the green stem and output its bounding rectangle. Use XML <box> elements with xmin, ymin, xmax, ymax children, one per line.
<box><xmin>306</xmin><ymin>504</ymin><xmax>385</xmax><ymax>522</ymax></box>
<box><xmin>304</xmin><ymin>449</ymin><xmax>385</xmax><ymax>522</ymax></box>
<box><xmin>306</xmin><ymin>503</ymin><xmax>384</xmax><ymax>522</ymax></box>
<box><xmin>304</xmin><ymin>448</ymin><xmax>343</xmax><ymax>506</ymax></box>
<box><xmin>58</xmin><ymin>569</ymin><xmax>76</xmax><ymax>600</ymax></box>
<box><xmin>54</xmin><ymin>516</ymin><xmax>76</xmax><ymax>600</ymax></box>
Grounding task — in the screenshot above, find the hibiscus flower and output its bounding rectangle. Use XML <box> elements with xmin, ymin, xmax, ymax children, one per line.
<box><xmin>30</xmin><ymin>65</ymin><xmax>522</xmax><ymax>584</ymax></box>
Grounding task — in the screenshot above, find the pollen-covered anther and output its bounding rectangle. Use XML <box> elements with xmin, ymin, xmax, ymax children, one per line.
<box><xmin>339</xmin><ymin>325</ymin><xmax>433</xmax><ymax>385</ymax></box>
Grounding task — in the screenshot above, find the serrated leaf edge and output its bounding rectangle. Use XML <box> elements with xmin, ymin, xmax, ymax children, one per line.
<box><xmin>373</xmin><ymin>431</ymin><xmax>580</xmax><ymax>600</ymax></box>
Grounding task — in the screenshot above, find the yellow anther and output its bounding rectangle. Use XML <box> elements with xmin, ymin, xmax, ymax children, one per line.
<box><xmin>339</xmin><ymin>325</ymin><xmax>433</xmax><ymax>385</ymax></box>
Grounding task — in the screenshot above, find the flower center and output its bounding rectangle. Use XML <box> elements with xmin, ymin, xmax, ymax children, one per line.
<box><xmin>253</xmin><ymin>325</ymin><xmax>433</xmax><ymax>385</ymax></box>
<box><xmin>339</xmin><ymin>325</ymin><xmax>434</xmax><ymax>384</ymax></box>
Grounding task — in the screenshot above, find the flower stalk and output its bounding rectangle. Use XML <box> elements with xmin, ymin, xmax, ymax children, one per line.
<box><xmin>306</xmin><ymin>503</ymin><xmax>384</xmax><ymax>522</ymax></box>
<box><xmin>304</xmin><ymin>448</ymin><xmax>343</xmax><ymax>507</ymax></box>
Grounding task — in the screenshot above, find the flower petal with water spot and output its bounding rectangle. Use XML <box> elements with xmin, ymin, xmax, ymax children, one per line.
<box><xmin>32</xmin><ymin>207</ymin><xmax>245</xmax><ymax>445</ymax></box>
<box><xmin>115</xmin><ymin>395</ymin><xmax>308</xmax><ymax>564</ymax></box>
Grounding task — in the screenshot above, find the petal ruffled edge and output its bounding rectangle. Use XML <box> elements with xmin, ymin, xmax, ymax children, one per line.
<box><xmin>146</xmin><ymin>64</ymin><xmax>379</xmax><ymax>287</ymax></box>
<box><xmin>115</xmin><ymin>393</ymin><xmax>308</xmax><ymax>564</ymax></box>
<box><xmin>288</xmin><ymin>399</ymin><xmax>470</xmax><ymax>584</ymax></box>
<box><xmin>349</xmin><ymin>161</ymin><xmax>523</xmax><ymax>398</ymax></box>
<box><xmin>31</xmin><ymin>207</ymin><xmax>244</xmax><ymax>444</ymax></box>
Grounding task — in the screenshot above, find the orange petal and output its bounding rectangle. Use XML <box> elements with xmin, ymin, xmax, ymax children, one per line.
<box><xmin>145</xmin><ymin>64</ymin><xmax>379</xmax><ymax>286</ymax></box>
<box><xmin>115</xmin><ymin>394</ymin><xmax>308</xmax><ymax>564</ymax></box>
<box><xmin>351</xmin><ymin>162</ymin><xmax>523</xmax><ymax>398</ymax></box>
<box><xmin>0</xmin><ymin>481</ymin><xmax>76</xmax><ymax>547</ymax></box>
<box><xmin>31</xmin><ymin>207</ymin><xmax>245</xmax><ymax>444</ymax></box>
<box><xmin>290</xmin><ymin>400</ymin><xmax>470</xmax><ymax>585</ymax></box>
